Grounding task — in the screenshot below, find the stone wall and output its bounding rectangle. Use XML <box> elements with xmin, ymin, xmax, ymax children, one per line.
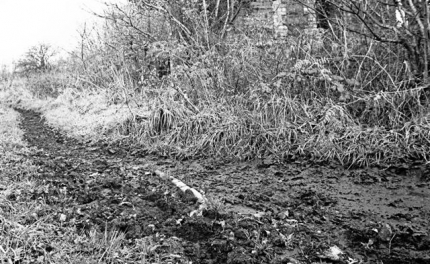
<box><xmin>240</xmin><ymin>0</ymin><xmax>317</xmax><ymax>37</ymax></box>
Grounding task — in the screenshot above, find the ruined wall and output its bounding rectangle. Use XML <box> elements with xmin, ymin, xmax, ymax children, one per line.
<box><xmin>240</xmin><ymin>0</ymin><xmax>317</xmax><ymax>37</ymax></box>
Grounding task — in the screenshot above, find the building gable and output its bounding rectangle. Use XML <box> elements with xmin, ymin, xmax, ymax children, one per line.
<box><xmin>238</xmin><ymin>0</ymin><xmax>317</xmax><ymax>37</ymax></box>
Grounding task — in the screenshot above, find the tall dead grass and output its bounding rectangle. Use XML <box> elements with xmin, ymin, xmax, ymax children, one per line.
<box><xmin>115</xmin><ymin>28</ymin><xmax>430</xmax><ymax>166</ymax></box>
<box><xmin>9</xmin><ymin>16</ymin><xmax>430</xmax><ymax>167</ymax></box>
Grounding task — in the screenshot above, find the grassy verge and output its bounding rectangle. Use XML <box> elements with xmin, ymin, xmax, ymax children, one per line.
<box><xmin>0</xmin><ymin>80</ymin><xmax>139</xmax><ymax>141</ymax></box>
<box><xmin>124</xmin><ymin>87</ymin><xmax>430</xmax><ymax>167</ymax></box>
<box><xmin>6</xmin><ymin>76</ymin><xmax>430</xmax><ymax>168</ymax></box>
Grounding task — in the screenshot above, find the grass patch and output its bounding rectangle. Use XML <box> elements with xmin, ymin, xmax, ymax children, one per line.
<box><xmin>118</xmin><ymin>86</ymin><xmax>430</xmax><ymax>166</ymax></box>
<box><xmin>1</xmin><ymin>80</ymin><xmax>140</xmax><ymax>141</ymax></box>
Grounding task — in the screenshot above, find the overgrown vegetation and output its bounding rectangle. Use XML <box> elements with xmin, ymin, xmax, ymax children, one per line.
<box><xmin>16</xmin><ymin>43</ymin><xmax>57</xmax><ymax>76</ymax></box>
<box><xmin>5</xmin><ymin>0</ymin><xmax>430</xmax><ymax>167</ymax></box>
<box><xmin>1</xmin><ymin>3</ymin><xmax>430</xmax><ymax>262</ymax></box>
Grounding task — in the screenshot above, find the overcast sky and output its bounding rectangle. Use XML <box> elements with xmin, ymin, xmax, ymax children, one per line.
<box><xmin>0</xmin><ymin>0</ymin><xmax>126</xmax><ymax>66</ymax></box>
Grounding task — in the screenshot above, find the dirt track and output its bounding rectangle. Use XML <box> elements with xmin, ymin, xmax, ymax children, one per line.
<box><xmin>16</xmin><ymin>108</ymin><xmax>430</xmax><ymax>263</ymax></box>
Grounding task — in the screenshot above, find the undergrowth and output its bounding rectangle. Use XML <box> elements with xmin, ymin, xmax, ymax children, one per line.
<box><xmin>5</xmin><ymin>4</ymin><xmax>430</xmax><ymax>167</ymax></box>
<box><xmin>113</xmin><ymin>29</ymin><xmax>430</xmax><ymax>167</ymax></box>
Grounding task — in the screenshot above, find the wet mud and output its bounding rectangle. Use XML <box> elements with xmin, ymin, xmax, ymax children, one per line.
<box><xmin>14</xmin><ymin>108</ymin><xmax>430</xmax><ymax>263</ymax></box>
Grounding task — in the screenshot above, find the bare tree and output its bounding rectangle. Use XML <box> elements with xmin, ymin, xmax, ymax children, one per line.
<box><xmin>300</xmin><ymin>0</ymin><xmax>430</xmax><ymax>85</ymax></box>
<box><xmin>16</xmin><ymin>43</ymin><xmax>57</xmax><ymax>76</ymax></box>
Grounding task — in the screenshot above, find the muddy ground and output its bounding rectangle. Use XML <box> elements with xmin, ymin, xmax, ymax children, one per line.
<box><xmin>12</xmin><ymin>108</ymin><xmax>430</xmax><ymax>263</ymax></box>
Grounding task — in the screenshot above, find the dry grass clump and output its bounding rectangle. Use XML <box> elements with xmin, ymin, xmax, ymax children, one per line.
<box><xmin>136</xmin><ymin>89</ymin><xmax>430</xmax><ymax>166</ymax></box>
<box><xmin>0</xmin><ymin>105</ymin><xmax>25</xmax><ymax>152</ymax></box>
<box><xmin>41</xmin><ymin>88</ymin><xmax>135</xmax><ymax>140</ymax></box>
<box><xmin>116</xmin><ymin>28</ymin><xmax>430</xmax><ymax>166</ymax></box>
<box><xmin>23</xmin><ymin>71</ymin><xmax>70</xmax><ymax>98</ymax></box>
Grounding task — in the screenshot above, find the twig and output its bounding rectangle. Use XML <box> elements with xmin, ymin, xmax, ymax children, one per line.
<box><xmin>155</xmin><ymin>170</ymin><xmax>208</xmax><ymax>216</ymax></box>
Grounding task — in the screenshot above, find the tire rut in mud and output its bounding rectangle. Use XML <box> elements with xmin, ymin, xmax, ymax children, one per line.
<box><xmin>15</xmin><ymin>108</ymin><xmax>430</xmax><ymax>264</ymax></box>
<box><xmin>15</xmin><ymin>109</ymin><xmax>197</xmax><ymax>260</ymax></box>
<box><xmin>16</xmin><ymin>109</ymin><xmax>259</xmax><ymax>263</ymax></box>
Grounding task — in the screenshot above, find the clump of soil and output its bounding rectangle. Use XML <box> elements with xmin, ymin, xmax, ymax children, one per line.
<box><xmin>15</xmin><ymin>108</ymin><xmax>430</xmax><ymax>263</ymax></box>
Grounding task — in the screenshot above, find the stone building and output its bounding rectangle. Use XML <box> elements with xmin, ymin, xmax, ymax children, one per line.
<box><xmin>237</xmin><ymin>0</ymin><xmax>318</xmax><ymax>37</ymax></box>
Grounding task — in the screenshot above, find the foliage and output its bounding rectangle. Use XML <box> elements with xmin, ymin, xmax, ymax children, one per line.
<box><xmin>23</xmin><ymin>72</ymin><xmax>69</xmax><ymax>98</ymax></box>
<box><xmin>16</xmin><ymin>44</ymin><xmax>57</xmax><ymax>76</ymax></box>
<box><xmin>307</xmin><ymin>0</ymin><xmax>430</xmax><ymax>84</ymax></box>
<box><xmin>10</xmin><ymin>1</ymin><xmax>430</xmax><ymax>166</ymax></box>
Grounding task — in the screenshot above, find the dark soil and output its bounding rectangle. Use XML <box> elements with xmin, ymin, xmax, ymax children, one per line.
<box><xmin>15</xmin><ymin>108</ymin><xmax>430</xmax><ymax>263</ymax></box>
